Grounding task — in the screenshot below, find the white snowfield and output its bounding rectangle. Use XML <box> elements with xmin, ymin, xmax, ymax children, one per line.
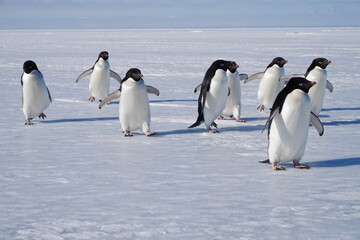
<box><xmin>0</xmin><ymin>28</ymin><xmax>359</xmax><ymax>240</ymax></box>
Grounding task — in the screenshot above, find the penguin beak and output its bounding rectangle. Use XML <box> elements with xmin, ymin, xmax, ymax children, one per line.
<box><xmin>327</xmin><ymin>60</ymin><xmax>332</xmax><ymax>65</ymax></box>
<box><xmin>309</xmin><ymin>81</ymin><xmax>316</xmax><ymax>87</ymax></box>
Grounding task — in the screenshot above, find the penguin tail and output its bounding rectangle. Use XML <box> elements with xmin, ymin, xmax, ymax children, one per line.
<box><xmin>259</xmin><ymin>159</ymin><xmax>271</xmax><ymax>164</ymax></box>
<box><xmin>189</xmin><ymin>114</ymin><xmax>204</xmax><ymax>129</ymax></box>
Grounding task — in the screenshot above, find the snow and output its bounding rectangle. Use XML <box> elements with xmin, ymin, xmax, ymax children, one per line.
<box><xmin>1</xmin><ymin>28</ymin><xmax>360</xmax><ymax>240</ymax></box>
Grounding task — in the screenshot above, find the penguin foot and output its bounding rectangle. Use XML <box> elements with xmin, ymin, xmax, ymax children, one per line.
<box><xmin>208</xmin><ymin>128</ymin><xmax>220</xmax><ymax>133</ymax></box>
<box><xmin>146</xmin><ymin>132</ymin><xmax>157</xmax><ymax>137</ymax></box>
<box><xmin>124</xmin><ymin>131</ymin><xmax>133</xmax><ymax>137</ymax></box>
<box><xmin>293</xmin><ymin>160</ymin><xmax>310</xmax><ymax>169</ymax></box>
<box><xmin>25</xmin><ymin>119</ymin><xmax>33</xmax><ymax>125</ymax></box>
<box><xmin>272</xmin><ymin>164</ymin><xmax>286</xmax><ymax>171</ymax></box>
<box><xmin>38</xmin><ymin>113</ymin><xmax>47</xmax><ymax>119</ymax></box>
<box><xmin>217</xmin><ymin>115</ymin><xmax>225</xmax><ymax>120</ymax></box>
<box><xmin>257</xmin><ymin>104</ymin><xmax>265</xmax><ymax>112</ymax></box>
<box><xmin>88</xmin><ymin>96</ymin><xmax>96</xmax><ymax>102</ymax></box>
<box><xmin>235</xmin><ymin>117</ymin><xmax>246</xmax><ymax>123</ymax></box>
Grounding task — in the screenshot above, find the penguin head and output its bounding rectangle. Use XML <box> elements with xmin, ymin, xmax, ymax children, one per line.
<box><xmin>287</xmin><ymin>77</ymin><xmax>316</xmax><ymax>94</ymax></box>
<box><xmin>122</xmin><ymin>68</ymin><xmax>143</xmax><ymax>83</ymax></box>
<box><xmin>23</xmin><ymin>60</ymin><xmax>39</xmax><ymax>74</ymax></box>
<box><xmin>267</xmin><ymin>57</ymin><xmax>288</xmax><ymax>69</ymax></box>
<box><xmin>98</xmin><ymin>51</ymin><xmax>109</xmax><ymax>61</ymax></box>
<box><xmin>212</xmin><ymin>60</ymin><xmax>239</xmax><ymax>72</ymax></box>
<box><xmin>312</xmin><ymin>58</ymin><xmax>331</xmax><ymax>70</ymax></box>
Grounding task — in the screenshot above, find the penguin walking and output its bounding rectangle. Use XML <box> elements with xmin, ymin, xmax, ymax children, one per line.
<box><xmin>194</xmin><ymin>68</ymin><xmax>247</xmax><ymax>122</ymax></box>
<box><xmin>189</xmin><ymin>59</ymin><xmax>239</xmax><ymax>133</ymax></box>
<box><xmin>76</xmin><ymin>51</ymin><xmax>121</xmax><ymax>102</ymax></box>
<box><xmin>281</xmin><ymin>58</ymin><xmax>333</xmax><ymax>115</ymax></box>
<box><xmin>21</xmin><ymin>60</ymin><xmax>52</xmax><ymax>125</ymax></box>
<box><xmin>219</xmin><ymin>69</ymin><xmax>248</xmax><ymax>122</ymax></box>
<box><xmin>261</xmin><ymin>77</ymin><xmax>324</xmax><ymax>170</ymax></box>
<box><xmin>99</xmin><ymin>68</ymin><xmax>159</xmax><ymax>137</ymax></box>
<box><xmin>245</xmin><ymin>57</ymin><xmax>287</xmax><ymax>111</ymax></box>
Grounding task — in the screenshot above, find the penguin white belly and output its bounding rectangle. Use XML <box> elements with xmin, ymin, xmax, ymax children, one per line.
<box><xmin>203</xmin><ymin>70</ymin><xmax>228</xmax><ymax>126</ymax></box>
<box><xmin>307</xmin><ymin>68</ymin><xmax>327</xmax><ymax>115</ymax></box>
<box><xmin>89</xmin><ymin>60</ymin><xmax>110</xmax><ymax>100</ymax></box>
<box><xmin>119</xmin><ymin>81</ymin><xmax>151</xmax><ymax>133</ymax></box>
<box><xmin>22</xmin><ymin>72</ymin><xmax>50</xmax><ymax>119</ymax></box>
<box><xmin>222</xmin><ymin>71</ymin><xmax>241</xmax><ymax>118</ymax></box>
<box><xmin>269</xmin><ymin>90</ymin><xmax>311</xmax><ymax>163</ymax></box>
<box><xmin>258</xmin><ymin>67</ymin><xmax>284</xmax><ymax>108</ymax></box>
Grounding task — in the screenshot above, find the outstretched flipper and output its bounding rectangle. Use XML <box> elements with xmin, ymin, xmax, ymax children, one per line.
<box><xmin>194</xmin><ymin>84</ymin><xmax>202</xmax><ymax>93</ymax></box>
<box><xmin>110</xmin><ymin>70</ymin><xmax>122</xmax><ymax>83</ymax></box>
<box><xmin>146</xmin><ymin>85</ymin><xmax>160</xmax><ymax>96</ymax></box>
<box><xmin>239</xmin><ymin>73</ymin><xmax>248</xmax><ymax>81</ymax></box>
<box><xmin>326</xmin><ymin>80</ymin><xmax>333</xmax><ymax>92</ymax></box>
<box><xmin>244</xmin><ymin>72</ymin><xmax>264</xmax><ymax>83</ymax></box>
<box><xmin>76</xmin><ymin>68</ymin><xmax>93</xmax><ymax>83</ymax></box>
<box><xmin>310</xmin><ymin>112</ymin><xmax>324</xmax><ymax>136</ymax></box>
<box><xmin>98</xmin><ymin>89</ymin><xmax>121</xmax><ymax>109</ymax></box>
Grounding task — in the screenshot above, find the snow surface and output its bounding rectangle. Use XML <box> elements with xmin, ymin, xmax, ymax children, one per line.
<box><xmin>0</xmin><ymin>28</ymin><xmax>359</xmax><ymax>240</ymax></box>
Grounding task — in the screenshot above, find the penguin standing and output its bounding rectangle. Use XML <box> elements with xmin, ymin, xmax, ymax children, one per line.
<box><xmin>305</xmin><ymin>58</ymin><xmax>332</xmax><ymax>115</ymax></box>
<box><xmin>189</xmin><ymin>59</ymin><xmax>239</xmax><ymax>133</ymax></box>
<box><xmin>21</xmin><ymin>60</ymin><xmax>52</xmax><ymax>125</ymax></box>
<box><xmin>99</xmin><ymin>68</ymin><xmax>159</xmax><ymax>137</ymax></box>
<box><xmin>262</xmin><ymin>77</ymin><xmax>324</xmax><ymax>170</ymax></box>
<box><xmin>76</xmin><ymin>51</ymin><xmax>121</xmax><ymax>102</ymax></box>
<box><xmin>245</xmin><ymin>57</ymin><xmax>287</xmax><ymax>111</ymax></box>
<box><xmin>219</xmin><ymin>69</ymin><xmax>248</xmax><ymax>122</ymax></box>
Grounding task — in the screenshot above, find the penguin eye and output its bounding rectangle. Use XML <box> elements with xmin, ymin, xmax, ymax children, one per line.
<box><xmin>220</xmin><ymin>64</ymin><xmax>224</xmax><ymax>67</ymax></box>
<box><xmin>319</xmin><ymin>61</ymin><xmax>322</xmax><ymax>65</ymax></box>
<box><xmin>299</xmin><ymin>83</ymin><xmax>303</xmax><ymax>86</ymax></box>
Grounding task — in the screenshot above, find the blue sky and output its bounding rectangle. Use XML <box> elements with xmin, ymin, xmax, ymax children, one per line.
<box><xmin>0</xmin><ymin>0</ymin><xmax>359</xmax><ymax>29</ymax></box>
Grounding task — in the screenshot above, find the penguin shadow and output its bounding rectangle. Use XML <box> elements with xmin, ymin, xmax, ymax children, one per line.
<box><xmin>107</xmin><ymin>99</ymin><xmax>198</xmax><ymax>105</ymax></box>
<box><xmin>306</xmin><ymin>157</ymin><xmax>360</xmax><ymax>168</ymax></box>
<box><xmin>322</xmin><ymin>107</ymin><xmax>360</xmax><ymax>112</ymax></box>
<box><xmin>322</xmin><ymin>118</ymin><xmax>360</xmax><ymax>126</ymax></box>
<box><xmin>40</xmin><ymin>117</ymin><xmax>118</xmax><ymax>123</ymax></box>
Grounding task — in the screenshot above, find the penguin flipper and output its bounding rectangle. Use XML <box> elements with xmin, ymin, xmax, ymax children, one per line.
<box><xmin>244</xmin><ymin>72</ymin><xmax>264</xmax><ymax>83</ymax></box>
<box><xmin>47</xmin><ymin>87</ymin><xmax>52</xmax><ymax>102</ymax></box>
<box><xmin>326</xmin><ymin>80</ymin><xmax>333</xmax><ymax>93</ymax></box>
<box><xmin>98</xmin><ymin>89</ymin><xmax>121</xmax><ymax>109</ymax></box>
<box><xmin>76</xmin><ymin>68</ymin><xmax>93</xmax><ymax>83</ymax></box>
<box><xmin>146</xmin><ymin>85</ymin><xmax>160</xmax><ymax>96</ymax></box>
<box><xmin>259</xmin><ymin>159</ymin><xmax>271</xmax><ymax>164</ymax></box>
<box><xmin>194</xmin><ymin>84</ymin><xmax>202</xmax><ymax>93</ymax></box>
<box><xmin>262</xmin><ymin>107</ymin><xmax>280</xmax><ymax>134</ymax></box>
<box><xmin>189</xmin><ymin>113</ymin><xmax>204</xmax><ymax>129</ymax></box>
<box><xmin>310</xmin><ymin>112</ymin><xmax>324</xmax><ymax>136</ymax></box>
<box><xmin>239</xmin><ymin>73</ymin><xmax>248</xmax><ymax>81</ymax></box>
<box><xmin>110</xmin><ymin>69</ymin><xmax>122</xmax><ymax>83</ymax></box>
<box><xmin>281</xmin><ymin>74</ymin><xmax>304</xmax><ymax>85</ymax></box>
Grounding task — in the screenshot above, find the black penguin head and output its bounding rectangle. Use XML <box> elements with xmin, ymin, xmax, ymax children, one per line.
<box><xmin>122</xmin><ymin>68</ymin><xmax>143</xmax><ymax>83</ymax></box>
<box><xmin>267</xmin><ymin>57</ymin><xmax>288</xmax><ymax>69</ymax></box>
<box><xmin>311</xmin><ymin>57</ymin><xmax>331</xmax><ymax>70</ymax></box>
<box><xmin>98</xmin><ymin>51</ymin><xmax>109</xmax><ymax>61</ymax></box>
<box><xmin>212</xmin><ymin>60</ymin><xmax>239</xmax><ymax>72</ymax></box>
<box><xmin>286</xmin><ymin>77</ymin><xmax>316</xmax><ymax>94</ymax></box>
<box><xmin>23</xmin><ymin>60</ymin><xmax>39</xmax><ymax>74</ymax></box>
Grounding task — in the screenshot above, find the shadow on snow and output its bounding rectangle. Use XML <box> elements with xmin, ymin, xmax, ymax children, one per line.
<box><xmin>40</xmin><ymin>117</ymin><xmax>118</xmax><ymax>123</ymax></box>
<box><xmin>306</xmin><ymin>157</ymin><xmax>360</xmax><ymax>168</ymax></box>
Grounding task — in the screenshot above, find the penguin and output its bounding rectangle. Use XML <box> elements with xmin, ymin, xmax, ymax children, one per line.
<box><xmin>280</xmin><ymin>58</ymin><xmax>333</xmax><ymax>115</ymax></box>
<box><xmin>76</xmin><ymin>51</ymin><xmax>121</xmax><ymax>102</ymax></box>
<box><xmin>99</xmin><ymin>68</ymin><xmax>159</xmax><ymax>137</ymax></box>
<box><xmin>194</xmin><ymin>68</ymin><xmax>247</xmax><ymax>122</ymax></box>
<box><xmin>261</xmin><ymin>77</ymin><xmax>324</xmax><ymax>170</ymax></box>
<box><xmin>219</xmin><ymin>69</ymin><xmax>248</xmax><ymax>122</ymax></box>
<box><xmin>245</xmin><ymin>57</ymin><xmax>288</xmax><ymax>111</ymax></box>
<box><xmin>189</xmin><ymin>59</ymin><xmax>239</xmax><ymax>133</ymax></box>
<box><xmin>21</xmin><ymin>60</ymin><xmax>52</xmax><ymax>125</ymax></box>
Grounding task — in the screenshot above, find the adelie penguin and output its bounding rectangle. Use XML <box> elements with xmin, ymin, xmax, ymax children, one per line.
<box><xmin>76</xmin><ymin>51</ymin><xmax>122</xmax><ymax>102</ymax></box>
<box><xmin>189</xmin><ymin>59</ymin><xmax>239</xmax><ymax>133</ymax></box>
<box><xmin>99</xmin><ymin>68</ymin><xmax>159</xmax><ymax>137</ymax></box>
<box><xmin>21</xmin><ymin>60</ymin><xmax>52</xmax><ymax>125</ymax></box>
<box><xmin>260</xmin><ymin>77</ymin><xmax>324</xmax><ymax>170</ymax></box>
<box><xmin>245</xmin><ymin>57</ymin><xmax>287</xmax><ymax>112</ymax></box>
<box><xmin>194</xmin><ymin>66</ymin><xmax>248</xmax><ymax>122</ymax></box>
<box><xmin>281</xmin><ymin>58</ymin><xmax>333</xmax><ymax>115</ymax></box>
